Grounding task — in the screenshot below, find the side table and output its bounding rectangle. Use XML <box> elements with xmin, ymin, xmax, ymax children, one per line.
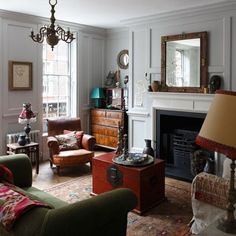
<box><xmin>7</xmin><ymin>142</ymin><xmax>39</xmax><ymax>174</ymax></box>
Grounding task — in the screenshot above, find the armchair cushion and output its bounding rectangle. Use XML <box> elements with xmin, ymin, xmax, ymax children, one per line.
<box><xmin>55</xmin><ymin>133</ymin><xmax>79</xmax><ymax>151</ymax></box>
<box><xmin>63</xmin><ymin>130</ymin><xmax>84</xmax><ymax>148</ymax></box>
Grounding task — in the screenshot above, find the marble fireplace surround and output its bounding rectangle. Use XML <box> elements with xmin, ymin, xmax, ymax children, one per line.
<box><xmin>147</xmin><ymin>92</ymin><xmax>221</xmax><ymax>175</ymax></box>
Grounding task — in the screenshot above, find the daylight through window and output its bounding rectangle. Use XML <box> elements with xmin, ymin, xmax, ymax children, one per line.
<box><xmin>42</xmin><ymin>41</ymin><xmax>72</xmax><ymax>129</ymax></box>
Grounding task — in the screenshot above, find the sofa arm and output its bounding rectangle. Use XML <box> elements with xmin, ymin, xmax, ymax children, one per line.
<box><xmin>81</xmin><ymin>134</ymin><xmax>96</xmax><ymax>151</ymax></box>
<box><xmin>192</xmin><ymin>172</ymin><xmax>229</xmax><ymax>209</ymax></box>
<box><xmin>0</xmin><ymin>154</ymin><xmax>32</xmax><ymax>187</ymax></box>
<box><xmin>41</xmin><ymin>188</ymin><xmax>137</xmax><ymax>236</ymax></box>
<box><xmin>47</xmin><ymin>136</ymin><xmax>60</xmax><ymax>156</ymax></box>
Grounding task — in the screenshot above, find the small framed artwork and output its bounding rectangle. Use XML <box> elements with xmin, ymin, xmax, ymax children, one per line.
<box><xmin>8</xmin><ymin>61</ymin><xmax>32</xmax><ymax>90</ymax></box>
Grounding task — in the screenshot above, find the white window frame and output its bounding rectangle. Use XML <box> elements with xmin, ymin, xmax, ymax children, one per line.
<box><xmin>42</xmin><ymin>40</ymin><xmax>77</xmax><ymax>132</ymax></box>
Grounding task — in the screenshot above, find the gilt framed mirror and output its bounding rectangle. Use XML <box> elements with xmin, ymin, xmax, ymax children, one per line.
<box><xmin>161</xmin><ymin>31</ymin><xmax>208</xmax><ymax>93</ymax></box>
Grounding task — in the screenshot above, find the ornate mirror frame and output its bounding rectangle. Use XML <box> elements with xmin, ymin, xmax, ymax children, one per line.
<box><xmin>117</xmin><ymin>49</ymin><xmax>129</xmax><ymax>69</ymax></box>
<box><xmin>161</xmin><ymin>31</ymin><xmax>208</xmax><ymax>93</ymax></box>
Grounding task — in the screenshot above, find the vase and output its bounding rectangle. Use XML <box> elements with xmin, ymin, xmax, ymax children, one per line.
<box><xmin>142</xmin><ymin>139</ymin><xmax>154</xmax><ymax>157</ymax></box>
<box><xmin>18</xmin><ymin>134</ymin><xmax>27</xmax><ymax>146</ymax></box>
<box><xmin>151</xmin><ymin>81</ymin><xmax>159</xmax><ymax>92</ymax></box>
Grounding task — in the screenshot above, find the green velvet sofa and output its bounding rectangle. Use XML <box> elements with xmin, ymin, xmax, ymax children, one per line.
<box><xmin>0</xmin><ymin>154</ymin><xmax>137</xmax><ymax>236</ymax></box>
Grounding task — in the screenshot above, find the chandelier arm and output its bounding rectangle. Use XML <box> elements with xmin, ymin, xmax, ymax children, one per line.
<box><xmin>30</xmin><ymin>26</ymin><xmax>47</xmax><ymax>43</ymax></box>
<box><xmin>56</xmin><ymin>26</ymin><xmax>75</xmax><ymax>43</ymax></box>
<box><xmin>56</xmin><ymin>26</ymin><xmax>65</xmax><ymax>40</ymax></box>
<box><xmin>38</xmin><ymin>27</ymin><xmax>48</xmax><ymax>43</ymax></box>
<box><xmin>65</xmin><ymin>34</ymin><xmax>75</xmax><ymax>43</ymax></box>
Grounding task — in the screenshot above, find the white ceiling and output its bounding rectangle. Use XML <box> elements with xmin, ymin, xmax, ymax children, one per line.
<box><xmin>0</xmin><ymin>0</ymin><xmax>230</xmax><ymax>28</ymax></box>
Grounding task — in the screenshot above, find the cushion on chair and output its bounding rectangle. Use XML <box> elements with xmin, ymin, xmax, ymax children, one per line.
<box><xmin>52</xmin><ymin>149</ymin><xmax>94</xmax><ymax>166</ymax></box>
<box><xmin>55</xmin><ymin>149</ymin><xmax>94</xmax><ymax>158</ymax></box>
<box><xmin>63</xmin><ymin>130</ymin><xmax>84</xmax><ymax>148</ymax></box>
<box><xmin>55</xmin><ymin>132</ymin><xmax>80</xmax><ymax>151</ymax></box>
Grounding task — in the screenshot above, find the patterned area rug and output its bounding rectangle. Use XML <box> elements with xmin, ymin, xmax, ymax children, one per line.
<box><xmin>44</xmin><ymin>175</ymin><xmax>194</xmax><ymax>236</ymax></box>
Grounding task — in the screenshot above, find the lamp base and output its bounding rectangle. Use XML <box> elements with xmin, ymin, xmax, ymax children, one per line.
<box><xmin>94</xmin><ymin>99</ymin><xmax>103</xmax><ymax>108</ymax></box>
<box><xmin>217</xmin><ymin>159</ymin><xmax>236</xmax><ymax>234</ymax></box>
<box><xmin>217</xmin><ymin>218</ymin><xmax>236</xmax><ymax>234</ymax></box>
<box><xmin>24</xmin><ymin>123</ymin><xmax>31</xmax><ymax>144</ymax></box>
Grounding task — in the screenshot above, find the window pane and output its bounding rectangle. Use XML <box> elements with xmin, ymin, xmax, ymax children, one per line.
<box><xmin>48</xmin><ymin>76</ymin><xmax>59</xmax><ymax>96</ymax></box>
<box><xmin>59</xmin><ymin>100</ymin><xmax>67</xmax><ymax>116</ymax></box>
<box><xmin>59</xmin><ymin>76</ymin><xmax>69</xmax><ymax>95</ymax></box>
<box><xmin>57</xmin><ymin>43</ymin><xmax>68</xmax><ymax>61</ymax></box>
<box><xmin>57</xmin><ymin>61</ymin><xmax>68</xmax><ymax>75</ymax></box>
<box><xmin>46</xmin><ymin>61</ymin><xmax>57</xmax><ymax>74</ymax></box>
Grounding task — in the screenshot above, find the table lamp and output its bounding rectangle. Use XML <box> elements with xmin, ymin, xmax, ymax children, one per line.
<box><xmin>196</xmin><ymin>90</ymin><xmax>236</xmax><ymax>233</ymax></box>
<box><xmin>18</xmin><ymin>103</ymin><xmax>36</xmax><ymax>144</ymax></box>
<box><xmin>90</xmin><ymin>87</ymin><xmax>105</xmax><ymax>108</ymax></box>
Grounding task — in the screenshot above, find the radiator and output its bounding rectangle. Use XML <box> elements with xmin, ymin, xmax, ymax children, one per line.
<box><xmin>6</xmin><ymin>130</ymin><xmax>40</xmax><ymax>144</ymax></box>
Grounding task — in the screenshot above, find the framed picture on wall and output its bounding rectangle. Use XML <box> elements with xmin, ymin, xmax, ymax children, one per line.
<box><xmin>8</xmin><ymin>61</ymin><xmax>32</xmax><ymax>90</ymax></box>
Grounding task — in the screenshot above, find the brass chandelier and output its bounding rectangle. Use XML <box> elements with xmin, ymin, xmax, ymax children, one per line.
<box><xmin>30</xmin><ymin>0</ymin><xmax>75</xmax><ymax>50</ymax></box>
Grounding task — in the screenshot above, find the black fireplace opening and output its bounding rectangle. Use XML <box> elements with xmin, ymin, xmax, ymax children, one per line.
<box><xmin>156</xmin><ymin>109</ymin><xmax>212</xmax><ymax>182</ymax></box>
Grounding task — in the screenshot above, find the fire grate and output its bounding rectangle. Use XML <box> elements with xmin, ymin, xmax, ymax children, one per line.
<box><xmin>171</xmin><ymin>129</ymin><xmax>198</xmax><ymax>180</ymax></box>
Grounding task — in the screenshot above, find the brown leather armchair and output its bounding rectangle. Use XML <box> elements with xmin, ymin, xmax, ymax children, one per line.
<box><xmin>47</xmin><ymin>118</ymin><xmax>96</xmax><ymax>175</ymax></box>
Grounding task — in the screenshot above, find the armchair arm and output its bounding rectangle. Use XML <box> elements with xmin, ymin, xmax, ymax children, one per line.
<box><xmin>47</xmin><ymin>136</ymin><xmax>60</xmax><ymax>156</ymax></box>
<box><xmin>41</xmin><ymin>188</ymin><xmax>137</xmax><ymax>236</ymax></box>
<box><xmin>81</xmin><ymin>134</ymin><xmax>96</xmax><ymax>151</ymax></box>
<box><xmin>0</xmin><ymin>154</ymin><xmax>32</xmax><ymax>187</ymax></box>
<box><xmin>192</xmin><ymin>172</ymin><xmax>229</xmax><ymax>209</ymax></box>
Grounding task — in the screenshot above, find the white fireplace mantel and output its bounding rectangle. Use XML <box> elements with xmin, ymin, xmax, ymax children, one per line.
<box><xmin>148</xmin><ymin>92</ymin><xmax>215</xmax><ymax>113</ymax></box>
<box><xmin>146</xmin><ymin>92</ymin><xmax>215</xmax><ymax>146</ymax></box>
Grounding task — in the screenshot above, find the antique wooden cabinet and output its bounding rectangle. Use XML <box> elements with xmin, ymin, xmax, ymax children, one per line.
<box><xmin>91</xmin><ymin>152</ymin><xmax>165</xmax><ymax>215</ymax></box>
<box><xmin>90</xmin><ymin>108</ymin><xmax>127</xmax><ymax>149</ymax></box>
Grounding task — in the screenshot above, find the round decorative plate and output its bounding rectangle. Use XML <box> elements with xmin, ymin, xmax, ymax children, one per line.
<box><xmin>113</xmin><ymin>153</ymin><xmax>154</xmax><ymax>167</ymax></box>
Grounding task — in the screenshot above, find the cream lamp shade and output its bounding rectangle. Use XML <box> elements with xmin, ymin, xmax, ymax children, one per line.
<box><xmin>196</xmin><ymin>90</ymin><xmax>236</xmax><ymax>159</ymax></box>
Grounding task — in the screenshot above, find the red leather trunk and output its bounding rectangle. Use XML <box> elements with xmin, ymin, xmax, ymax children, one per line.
<box><xmin>91</xmin><ymin>152</ymin><xmax>165</xmax><ymax>215</ymax></box>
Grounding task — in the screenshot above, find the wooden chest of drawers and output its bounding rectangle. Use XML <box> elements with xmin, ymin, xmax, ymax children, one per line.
<box><xmin>91</xmin><ymin>108</ymin><xmax>127</xmax><ymax>148</ymax></box>
<box><xmin>91</xmin><ymin>152</ymin><xmax>165</xmax><ymax>215</ymax></box>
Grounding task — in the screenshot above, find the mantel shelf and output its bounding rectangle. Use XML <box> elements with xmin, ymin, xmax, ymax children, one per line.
<box><xmin>148</xmin><ymin>91</ymin><xmax>215</xmax><ymax>99</ymax></box>
<box><xmin>149</xmin><ymin>92</ymin><xmax>215</xmax><ymax>114</ymax></box>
